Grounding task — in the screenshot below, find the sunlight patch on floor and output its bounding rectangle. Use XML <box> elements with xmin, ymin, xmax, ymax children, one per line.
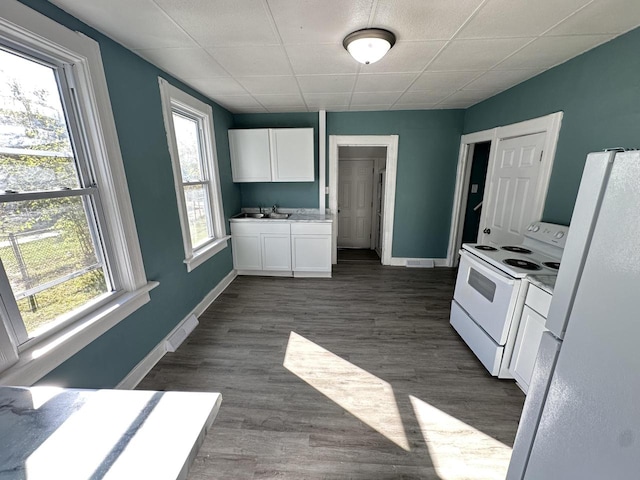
<box><xmin>283</xmin><ymin>331</ymin><xmax>410</xmax><ymax>450</ymax></box>
<box><xmin>410</xmin><ymin>395</ymin><xmax>512</xmax><ymax>480</ymax></box>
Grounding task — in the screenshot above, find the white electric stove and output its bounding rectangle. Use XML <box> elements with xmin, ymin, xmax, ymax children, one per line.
<box><xmin>450</xmin><ymin>221</ymin><xmax>569</xmax><ymax>378</ymax></box>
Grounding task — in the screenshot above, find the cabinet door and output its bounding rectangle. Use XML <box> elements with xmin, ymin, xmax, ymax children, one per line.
<box><xmin>509</xmin><ymin>305</ymin><xmax>547</xmax><ymax>393</ymax></box>
<box><xmin>261</xmin><ymin>234</ymin><xmax>291</xmax><ymax>271</ymax></box>
<box><xmin>270</xmin><ymin>128</ymin><xmax>314</xmax><ymax>182</ymax></box>
<box><xmin>229</xmin><ymin>129</ymin><xmax>271</xmax><ymax>182</ymax></box>
<box><xmin>292</xmin><ymin>235</ymin><xmax>331</xmax><ymax>272</ymax></box>
<box><xmin>232</xmin><ymin>234</ymin><xmax>262</xmax><ymax>270</ymax></box>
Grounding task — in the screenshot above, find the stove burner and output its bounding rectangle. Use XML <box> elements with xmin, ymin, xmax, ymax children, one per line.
<box><xmin>543</xmin><ymin>261</ymin><xmax>560</xmax><ymax>270</ymax></box>
<box><xmin>474</xmin><ymin>245</ymin><xmax>498</xmax><ymax>251</ymax></box>
<box><xmin>503</xmin><ymin>258</ymin><xmax>542</xmax><ymax>271</ymax></box>
<box><xmin>502</xmin><ymin>246</ymin><xmax>532</xmax><ymax>254</ymax></box>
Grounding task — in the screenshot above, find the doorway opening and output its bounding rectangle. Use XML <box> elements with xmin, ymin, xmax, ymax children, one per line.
<box><xmin>329</xmin><ymin>135</ymin><xmax>399</xmax><ymax>266</ymax></box>
<box><xmin>446</xmin><ymin>112</ymin><xmax>563</xmax><ymax>267</ymax></box>
<box><xmin>336</xmin><ymin>146</ymin><xmax>386</xmax><ymax>264</ymax></box>
<box><xmin>461</xmin><ymin>142</ymin><xmax>490</xmax><ymax>244</ymax></box>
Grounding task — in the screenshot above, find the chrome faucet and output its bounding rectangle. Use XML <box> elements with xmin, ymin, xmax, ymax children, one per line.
<box><xmin>272</xmin><ymin>204</ymin><xmax>278</xmax><ymax>214</ymax></box>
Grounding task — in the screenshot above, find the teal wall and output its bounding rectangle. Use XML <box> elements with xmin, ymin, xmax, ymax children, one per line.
<box><xmin>16</xmin><ymin>0</ymin><xmax>240</xmax><ymax>388</ymax></box>
<box><xmin>328</xmin><ymin>110</ymin><xmax>465</xmax><ymax>258</ymax></box>
<box><xmin>232</xmin><ymin>113</ymin><xmax>320</xmax><ymax>208</ymax></box>
<box><xmin>464</xmin><ymin>27</ymin><xmax>640</xmax><ymax>225</ymax></box>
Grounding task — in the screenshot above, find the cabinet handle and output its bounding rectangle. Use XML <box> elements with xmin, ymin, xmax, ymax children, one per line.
<box><xmin>483</xmin><ymin>228</ymin><xmax>491</xmax><ymax>234</ymax></box>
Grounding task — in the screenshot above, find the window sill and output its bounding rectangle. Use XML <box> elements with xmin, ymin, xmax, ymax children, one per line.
<box><xmin>0</xmin><ymin>281</ymin><xmax>159</xmax><ymax>386</ymax></box>
<box><xmin>184</xmin><ymin>236</ymin><xmax>230</xmax><ymax>272</ymax></box>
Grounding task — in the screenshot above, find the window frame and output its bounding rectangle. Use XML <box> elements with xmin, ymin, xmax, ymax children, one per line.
<box><xmin>0</xmin><ymin>1</ymin><xmax>157</xmax><ymax>385</ymax></box>
<box><xmin>158</xmin><ymin>78</ymin><xmax>229</xmax><ymax>272</ymax></box>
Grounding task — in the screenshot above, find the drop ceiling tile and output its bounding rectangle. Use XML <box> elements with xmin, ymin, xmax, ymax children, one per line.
<box><xmin>409</xmin><ymin>70</ymin><xmax>482</xmax><ymax>92</ymax></box>
<box><xmin>268</xmin><ymin>0</ymin><xmax>374</xmax><ymax>44</ymax></box>
<box><xmin>444</xmin><ymin>90</ymin><xmax>497</xmax><ymax>103</ymax></box>
<box><xmin>49</xmin><ymin>0</ymin><xmax>197</xmax><ymax>49</ymax></box>
<box><xmin>286</xmin><ymin>44</ymin><xmax>359</xmax><ymax>75</ymax></box>
<box><xmin>187</xmin><ymin>77</ymin><xmax>247</xmax><ymax>96</ymax></box>
<box><xmin>496</xmin><ymin>34</ymin><xmax>615</xmax><ymax>70</ymax></box>
<box><xmin>153</xmin><ymin>0</ymin><xmax>279</xmax><ymax>46</ymax></box>
<box><xmin>236</xmin><ymin>76</ymin><xmax>301</xmax><ymax>95</ymax></box>
<box><xmin>213</xmin><ymin>95</ymin><xmax>266</xmax><ymax>111</ymax></box>
<box><xmin>462</xmin><ymin>69</ymin><xmax>542</xmax><ymax>91</ymax></box>
<box><xmin>266</xmin><ymin>106</ymin><xmax>310</xmax><ymax>113</ymax></box>
<box><xmin>548</xmin><ymin>0</ymin><xmax>640</xmax><ymax>35</ymax></box>
<box><xmin>428</xmin><ymin>38</ymin><xmax>533</xmax><ymax>71</ymax></box>
<box><xmin>354</xmin><ymin>73</ymin><xmax>417</xmax><ymax>92</ymax></box>
<box><xmin>361</xmin><ymin>41</ymin><xmax>447</xmax><ymax>73</ymax></box>
<box><xmin>134</xmin><ymin>48</ymin><xmax>228</xmax><ymax>79</ymax></box>
<box><xmin>390</xmin><ymin>104</ymin><xmax>438</xmax><ymax>110</ymax></box>
<box><xmin>207</xmin><ymin>46</ymin><xmax>293</xmax><ymax>76</ymax></box>
<box><xmin>351</xmin><ymin>92</ymin><xmax>403</xmax><ymax>104</ymax></box>
<box><xmin>373</xmin><ymin>0</ymin><xmax>486</xmax><ymax>40</ymax></box>
<box><xmin>297</xmin><ymin>75</ymin><xmax>357</xmax><ymax>93</ymax></box>
<box><xmin>349</xmin><ymin>104</ymin><xmax>395</xmax><ymax>111</ymax></box>
<box><xmin>304</xmin><ymin>93</ymin><xmax>352</xmax><ymax>107</ymax></box>
<box><xmin>457</xmin><ymin>0</ymin><xmax>590</xmax><ymax>39</ymax></box>
<box><xmin>253</xmin><ymin>94</ymin><xmax>306</xmax><ymax>108</ymax></box>
<box><xmin>395</xmin><ymin>91</ymin><xmax>453</xmax><ymax>105</ymax></box>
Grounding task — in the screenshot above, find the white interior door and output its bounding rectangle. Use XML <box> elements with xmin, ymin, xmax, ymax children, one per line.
<box><xmin>338</xmin><ymin>160</ymin><xmax>373</xmax><ymax>248</ymax></box>
<box><xmin>479</xmin><ymin>132</ymin><xmax>546</xmax><ymax>245</ymax></box>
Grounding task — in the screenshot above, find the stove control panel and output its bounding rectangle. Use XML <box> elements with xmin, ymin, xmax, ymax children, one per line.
<box><xmin>524</xmin><ymin>221</ymin><xmax>569</xmax><ymax>248</ymax></box>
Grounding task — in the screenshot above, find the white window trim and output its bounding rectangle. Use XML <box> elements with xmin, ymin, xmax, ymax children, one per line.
<box><xmin>158</xmin><ymin>78</ymin><xmax>229</xmax><ymax>272</ymax></box>
<box><xmin>0</xmin><ymin>0</ymin><xmax>157</xmax><ymax>385</ymax></box>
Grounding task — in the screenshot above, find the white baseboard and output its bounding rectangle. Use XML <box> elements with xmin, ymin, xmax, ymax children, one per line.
<box><xmin>117</xmin><ymin>269</ymin><xmax>237</xmax><ymax>389</ymax></box>
<box><xmin>389</xmin><ymin>257</ymin><xmax>448</xmax><ymax>267</ymax></box>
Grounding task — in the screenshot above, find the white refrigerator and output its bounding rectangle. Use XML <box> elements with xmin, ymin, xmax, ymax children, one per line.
<box><xmin>507</xmin><ymin>149</ymin><xmax>640</xmax><ymax>479</ymax></box>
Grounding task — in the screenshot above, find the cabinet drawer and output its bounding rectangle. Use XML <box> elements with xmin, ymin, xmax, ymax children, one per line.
<box><xmin>291</xmin><ymin>222</ymin><xmax>331</xmax><ymax>235</ymax></box>
<box><xmin>231</xmin><ymin>222</ymin><xmax>290</xmax><ymax>235</ymax></box>
<box><xmin>526</xmin><ymin>284</ymin><xmax>552</xmax><ymax>317</ymax></box>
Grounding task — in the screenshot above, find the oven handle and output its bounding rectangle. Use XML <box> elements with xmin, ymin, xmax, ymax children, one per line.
<box><xmin>460</xmin><ymin>251</ymin><xmax>516</xmax><ymax>287</ymax></box>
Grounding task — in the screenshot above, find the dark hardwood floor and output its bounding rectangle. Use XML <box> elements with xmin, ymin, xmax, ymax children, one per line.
<box><xmin>138</xmin><ymin>256</ymin><xmax>525</xmax><ymax>479</ymax></box>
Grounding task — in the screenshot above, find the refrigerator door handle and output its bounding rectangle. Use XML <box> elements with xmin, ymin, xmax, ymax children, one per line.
<box><xmin>506</xmin><ymin>332</ymin><xmax>562</xmax><ymax>480</ymax></box>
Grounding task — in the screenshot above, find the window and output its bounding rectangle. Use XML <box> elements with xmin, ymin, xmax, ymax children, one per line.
<box><xmin>0</xmin><ymin>1</ymin><xmax>155</xmax><ymax>384</ymax></box>
<box><xmin>158</xmin><ymin>78</ymin><xmax>228</xmax><ymax>272</ymax></box>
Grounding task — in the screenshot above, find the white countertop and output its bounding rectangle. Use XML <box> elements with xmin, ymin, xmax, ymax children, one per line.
<box><xmin>0</xmin><ymin>386</ymin><xmax>221</xmax><ymax>480</ymax></box>
<box><xmin>230</xmin><ymin>210</ymin><xmax>332</xmax><ymax>223</ymax></box>
<box><xmin>527</xmin><ymin>274</ymin><xmax>556</xmax><ymax>294</ymax></box>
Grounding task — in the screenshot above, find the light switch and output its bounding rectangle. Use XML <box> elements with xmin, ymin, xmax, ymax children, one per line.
<box><xmin>471</xmin><ymin>184</ymin><xmax>478</xmax><ymax>194</ymax></box>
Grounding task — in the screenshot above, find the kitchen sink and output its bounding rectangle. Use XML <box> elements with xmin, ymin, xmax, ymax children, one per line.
<box><xmin>232</xmin><ymin>212</ymin><xmax>291</xmax><ymax>220</ymax></box>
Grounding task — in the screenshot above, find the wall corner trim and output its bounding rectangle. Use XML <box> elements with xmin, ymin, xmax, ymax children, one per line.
<box><xmin>116</xmin><ymin>269</ymin><xmax>238</xmax><ymax>389</ymax></box>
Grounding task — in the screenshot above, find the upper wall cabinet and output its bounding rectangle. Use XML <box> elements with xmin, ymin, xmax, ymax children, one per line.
<box><xmin>229</xmin><ymin>128</ymin><xmax>314</xmax><ymax>183</ymax></box>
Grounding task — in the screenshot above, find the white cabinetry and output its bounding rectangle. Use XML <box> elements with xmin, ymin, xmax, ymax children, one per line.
<box><xmin>231</xmin><ymin>220</ymin><xmax>331</xmax><ymax>277</ymax></box>
<box><xmin>231</xmin><ymin>222</ymin><xmax>291</xmax><ymax>274</ymax></box>
<box><xmin>228</xmin><ymin>128</ymin><xmax>314</xmax><ymax>182</ymax></box>
<box><xmin>509</xmin><ymin>283</ymin><xmax>552</xmax><ymax>393</ymax></box>
<box><xmin>291</xmin><ymin>223</ymin><xmax>332</xmax><ymax>277</ymax></box>
<box><xmin>228</xmin><ymin>129</ymin><xmax>271</xmax><ymax>182</ymax></box>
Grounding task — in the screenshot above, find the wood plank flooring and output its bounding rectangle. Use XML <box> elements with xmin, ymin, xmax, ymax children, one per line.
<box><xmin>138</xmin><ymin>257</ymin><xmax>525</xmax><ymax>480</ymax></box>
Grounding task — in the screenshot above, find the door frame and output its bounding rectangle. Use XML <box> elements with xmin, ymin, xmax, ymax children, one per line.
<box><xmin>329</xmin><ymin>135</ymin><xmax>399</xmax><ymax>266</ymax></box>
<box><xmin>446</xmin><ymin>112</ymin><xmax>563</xmax><ymax>267</ymax></box>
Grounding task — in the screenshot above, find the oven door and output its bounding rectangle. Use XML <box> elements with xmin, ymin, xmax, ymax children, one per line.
<box><xmin>454</xmin><ymin>252</ymin><xmax>519</xmax><ymax>345</ymax></box>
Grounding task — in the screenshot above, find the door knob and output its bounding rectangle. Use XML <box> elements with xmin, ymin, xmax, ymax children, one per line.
<box><xmin>483</xmin><ymin>228</ymin><xmax>491</xmax><ymax>234</ymax></box>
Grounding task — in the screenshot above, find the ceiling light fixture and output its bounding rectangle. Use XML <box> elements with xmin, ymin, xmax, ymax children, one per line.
<box><xmin>343</xmin><ymin>28</ymin><xmax>396</xmax><ymax>65</ymax></box>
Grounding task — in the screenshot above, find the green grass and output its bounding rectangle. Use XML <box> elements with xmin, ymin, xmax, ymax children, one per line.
<box><xmin>0</xmin><ymin>233</ymin><xmax>107</xmax><ymax>335</ymax></box>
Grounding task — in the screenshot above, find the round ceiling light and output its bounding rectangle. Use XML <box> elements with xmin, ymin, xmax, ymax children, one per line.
<box><xmin>343</xmin><ymin>28</ymin><xmax>396</xmax><ymax>65</ymax></box>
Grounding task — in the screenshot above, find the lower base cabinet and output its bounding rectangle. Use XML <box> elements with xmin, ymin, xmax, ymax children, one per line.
<box><xmin>231</xmin><ymin>220</ymin><xmax>331</xmax><ymax>277</ymax></box>
<box><xmin>509</xmin><ymin>284</ymin><xmax>552</xmax><ymax>393</ymax></box>
<box><xmin>291</xmin><ymin>223</ymin><xmax>331</xmax><ymax>277</ymax></box>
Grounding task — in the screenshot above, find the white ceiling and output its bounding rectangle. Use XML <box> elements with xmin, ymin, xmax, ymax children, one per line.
<box><xmin>48</xmin><ymin>0</ymin><xmax>640</xmax><ymax>114</ymax></box>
